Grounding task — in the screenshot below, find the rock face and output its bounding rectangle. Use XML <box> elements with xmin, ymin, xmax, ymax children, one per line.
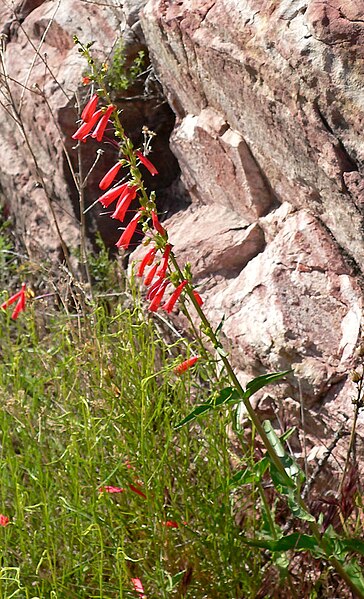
<box><xmin>0</xmin><ymin>0</ymin><xmax>178</xmax><ymax>259</ymax></box>
<box><xmin>139</xmin><ymin>0</ymin><xmax>364</xmax><ymax>456</ymax></box>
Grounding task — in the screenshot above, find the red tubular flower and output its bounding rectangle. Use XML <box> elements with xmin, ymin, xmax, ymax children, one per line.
<box><xmin>137</xmin><ymin>247</ymin><xmax>157</xmax><ymax>277</ymax></box>
<box><xmin>72</xmin><ymin>108</ymin><xmax>103</xmax><ymax>141</ymax></box>
<box><xmin>1</xmin><ymin>289</ymin><xmax>22</xmax><ymax>309</ymax></box>
<box><xmin>136</xmin><ymin>150</ymin><xmax>158</xmax><ymax>176</ymax></box>
<box><xmin>193</xmin><ymin>290</ymin><xmax>204</xmax><ymax>306</ymax></box>
<box><xmin>156</xmin><ymin>244</ymin><xmax>171</xmax><ymax>278</ymax></box>
<box><xmin>1</xmin><ymin>283</ymin><xmax>27</xmax><ymax>320</ymax></box>
<box><xmin>91</xmin><ymin>104</ymin><xmax>116</xmax><ymax>142</ymax></box>
<box><xmin>148</xmin><ymin>280</ymin><xmax>169</xmax><ymax>312</ymax></box>
<box><xmin>163</xmin><ymin>520</ymin><xmax>179</xmax><ymax>528</ymax></box>
<box><xmin>116</xmin><ymin>212</ymin><xmax>142</xmax><ymax>250</ymax></box>
<box><xmin>111</xmin><ymin>186</ymin><xmax>138</xmax><ymax>222</ymax></box>
<box><xmin>0</xmin><ymin>515</ymin><xmax>9</xmax><ymax>527</ymax></box>
<box><xmin>162</xmin><ymin>280</ymin><xmax>188</xmax><ymax>314</ymax></box>
<box><xmin>81</xmin><ymin>93</ymin><xmax>99</xmax><ymax>123</ymax></box>
<box><xmin>143</xmin><ymin>263</ymin><xmax>159</xmax><ymax>287</ymax></box>
<box><xmin>11</xmin><ymin>292</ymin><xmax>25</xmax><ymax>320</ymax></box>
<box><xmin>131</xmin><ymin>577</ymin><xmax>147</xmax><ymax>598</ymax></box>
<box><xmin>174</xmin><ymin>356</ymin><xmax>200</xmax><ymax>375</ymax></box>
<box><xmin>151</xmin><ymin>210</ymin><xmax>166</xmax><ymax>236</ymax></box>
<box><xmin>98</xmin><ymin>183</ymin><xmax>129</xmax><ymax>208</ymax></box>
<box><xmin>99</xmin><ymin>162</ymin><xmax>122</xmax><ymax>190</ymax></box>
<box><xmin>98</xmin><ymin>485</ymin><xmax>124</xmax><ymax>493</ymax></box>
<box><xmin>129</xmin><ymin>484</ymin><xmax>146</xmax><ymax>499</ymax></box>
<box><xmin>146</xmin><ymin>277</ymin><xmax>165</xmax><ymax>301</ymax></box>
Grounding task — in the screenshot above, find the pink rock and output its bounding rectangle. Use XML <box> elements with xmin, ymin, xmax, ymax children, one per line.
<box><xmin>141</xmin><ymin>0</ymin><xmax>364</xmax><ymax>267</ymax></box>
<box><xmin>164</xmin><ymin>204</ymin><xmax>266</xmax><ymax>279</ymax></box>
<box><xmin>170</xmin><ymin>108</ymin><xmax>275</xmax><ymax>219</ymax></box>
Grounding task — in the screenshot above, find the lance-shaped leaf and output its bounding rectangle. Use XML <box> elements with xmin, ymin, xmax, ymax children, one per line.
<box><xmin>263</xmin><ymin>420</ymin><xmax>304</xmax><ymax>488</ymax></box>
<box><xmin>226</xmin><ymin>457</ymin><xmax>270</xmax><ymax>488</ymax></box>
<box><xmin>175</xmin><ymin>386</ymin><xmax>240</xmax><ymax>428</ymax></box>
<box><xmin>243</xmin><ymin>370</ymin><xmax>292</xmax><ymax>400</ymax></box>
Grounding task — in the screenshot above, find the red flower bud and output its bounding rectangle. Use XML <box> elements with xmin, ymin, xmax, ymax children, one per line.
<box><xmin>81</xmin><ymin>93</ymin><xmax>99</xmax><ymax>123</ymax></box>
<box><xmin>174</xmin><ymin>356</ymin><xmax>200</xmax><ymax>375</ymax></box>
<box><xmin>151</xmin><ymin>211</ymin><xmax>166</xmax><ymax>236</ymax></box>
<box><xmin>111</xmin><ymin>186</ymin><xmax>138</xmax><ymax>222</ymax></box>
<box><xmin>99</xmin><ymin>162</ymin><xmax>122</xmax><ymax>190</ymax></box>
<box><xmin>143</xmin><ymin>263</ymin><xmax>159</xmax><ymax>287</ymax></box>
<box><xmin>116</xmin><ymin>212</ymin><xmax>142</xmax><ymax>250</ymax></box>
<box><xmin>136</xmin><ymin>150</ymin><xmax>158</xmax><ymax>176</ymax></box>
<box><xmin>91</xmin><ymin>105</ymin><xmax>116</xmax><ymax>142</ymax></box>
<box><xmin>162</xmin><ymin>280</ymin><xmax>188</xmax><ymax>314</ymax></box>
<box><xmin>72</xmin><ymin>108</ymin><xmax>103</xmax><ymax>141</ymax></box>
<box><xmin>193</xmin><ymin>290</ymin><xmax>203</xmax><ymax>306</ymax></box>
<box><xmin>98</xmin><ymin>183</ymin><xmax>129</xmax><ymax>208</ymax></box>
<box><xmin>98</xmin><ymin>486</ymin><xmax>124</xmax><ymax>493</ymax></box>
<box><xmin>156</xmin><ymin>244</ymin><xmax>171</xmax><ymax>278</ymax></box>
<box><xmin>137</xmin><ymin>247</ymin><xmax>157</xmax><ymax>277</ymax></box>
<box><xmin>148</xmin><ymin>280</ymin><xmax>169</xmax><ymax>312</ymax></box>
<box><xmin>0</xmin><ymin>515</ymin><xmax>9</xmax><ymax>527</ymax></box>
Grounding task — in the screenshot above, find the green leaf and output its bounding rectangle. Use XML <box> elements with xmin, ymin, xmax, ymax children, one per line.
<box><xmin>342</xmin><ymin>560</ymin><xmax>364</xmax><ymax>595</ymax></box>
<box><xmin>174</xmin><ymin>387</ymin><xmax>241</xmax><ymax>429</ymax></box>
<box><xmin>243</xmin><ymin>370</ymin><xmax>292</xmax><ymax>400</ymax></box>
<box><xmin>340</xmin><ymin>538</ymin><xmax>364</xmax><ymax>557</ymax></box>
<box><xmin>214</xmin><ymin>315</ymin><xmax>225</xmax><ymax>337</ymax></box>
<box><xmin>165</xmin><ymin>570</ymin><xmax>186</xmax><ymax>591</ymax></box>
<box><xmin>174</xmin><ymin>404</ymin><xmax>212</xmax><ymax>428</ymax></box>
<box><xmin>322</xmin><ymin>528</ymin><xmax>364</xmax><ymax>558</ymax></box>
<box><xmin>287</xmin><ymin>492</ymin><xmax>315</xmax><ymax>522</ymax></box>
<box><xmin>263</xmin><ymin>421</ymin><xmax>313</xmax><ymax>521</ymax></box>
<box><xmin>227</xmin><ymin>457</ymin><xmax>269</xmax><ymax>488</ymax></box>
<box><xmin>263</xmin><ymin>420</ymin><xmax>305</xmax><ymax>487</ymax></box>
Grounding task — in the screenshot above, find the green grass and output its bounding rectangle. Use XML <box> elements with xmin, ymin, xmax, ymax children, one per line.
<box><xmin>0</xmin><ymin>287</ymin><xmax>263</xmax><ymax>598</ymax></box>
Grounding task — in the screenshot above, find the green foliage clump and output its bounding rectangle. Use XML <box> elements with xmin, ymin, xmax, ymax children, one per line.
<box><xmin>106</xmin><ymin>39</ymin><xmax>145</xmax><ymax>92</ymax></box>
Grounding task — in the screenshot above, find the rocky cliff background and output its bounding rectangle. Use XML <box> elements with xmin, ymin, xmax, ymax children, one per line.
<box><xmin>0</xmin><ymin>0</ymin><xmax>363</xmax><ymax>471</ymax></box>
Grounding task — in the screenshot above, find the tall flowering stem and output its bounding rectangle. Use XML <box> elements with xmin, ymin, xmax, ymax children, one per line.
<box><xmin>72</xmin><ymin>39</ymin><xmax>364</xmax><ymax>598</ymax></box>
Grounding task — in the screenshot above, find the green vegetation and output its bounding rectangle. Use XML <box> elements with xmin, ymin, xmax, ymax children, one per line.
<box><xmin>106</xmin><ymin>39</ymin><xmax>145</xmax><ymax>93</ymax></box>
<box><xmin>0</xmin><ymin>247</ymin><xmax>263</xmax><ymax>597</ymax></box>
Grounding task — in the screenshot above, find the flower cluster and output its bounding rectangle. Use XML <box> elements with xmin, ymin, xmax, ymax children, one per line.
<box><xmin>1</xmin><ymin>283</ymin><xmax>27</xmax><ymax>320</ymax></box>
<box><xmin>72</xmin><ymin>93</ymin><xmax>116</xmax><ymax>143</ymax></box>
<box><xmin>74</xmin><ymin>89</ymin><xmax>204</xmax><ymax>318</ymax></box>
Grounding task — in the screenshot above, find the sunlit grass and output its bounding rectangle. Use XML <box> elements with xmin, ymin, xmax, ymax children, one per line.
<box><xmin>0</xmin><ymin>289</ymin><xmax>262</xmax><ymax>598</ymax></box>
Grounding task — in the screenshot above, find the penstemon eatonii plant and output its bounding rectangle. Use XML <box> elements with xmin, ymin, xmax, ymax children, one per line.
<box><xmin>72</xmin><ymin>38</ymin><xmax>364</xmax><ymax>598</ymax></box>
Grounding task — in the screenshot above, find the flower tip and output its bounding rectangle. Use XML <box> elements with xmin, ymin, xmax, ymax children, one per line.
<box><xmin>163</xmin><ymin>520</ymin><xmax>179</xmax><ymax>528</ymax></box>
<box><xmin>0</xmin><ymin>515</ymin><xmax>9</xmax><ymax>527</ymax></box>
<box><xmin>98</xmin><ymin>485</ymin><xmax>124</xmax><ymax>493</ymax></box>
<box><xmin>131</xmin><ymin>577</ymin><xmax>146</xmax><ymax>598</ymax></box>
<box><xmin>174</xmin><ymin>356</ymin><xmax>200</xmax><ymax>375</ymax></box>
<box><xmin>193</xmin><ymin>290</ymin><xmax>204</xmax><ymax>307</ymax></box>
<box><xmin>136</xmin><ymin>150</ymin><xmax>158</xmax><ymax>176</ymax></box>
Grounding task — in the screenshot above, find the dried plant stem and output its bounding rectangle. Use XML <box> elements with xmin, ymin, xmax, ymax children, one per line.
<box><xmin>339</xmin><ymin>375</ymin><xmax>363</xmax><ymax>497</ymax></box>
<box><xmin>76</xmin><ymin>136</ymin><xmax>93</xmax><ymax>294</ymax></box>
<box><xmin>0</xmin><ymin>45</ymin><xmax>76</xmax><ymax>282</ymax></box>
